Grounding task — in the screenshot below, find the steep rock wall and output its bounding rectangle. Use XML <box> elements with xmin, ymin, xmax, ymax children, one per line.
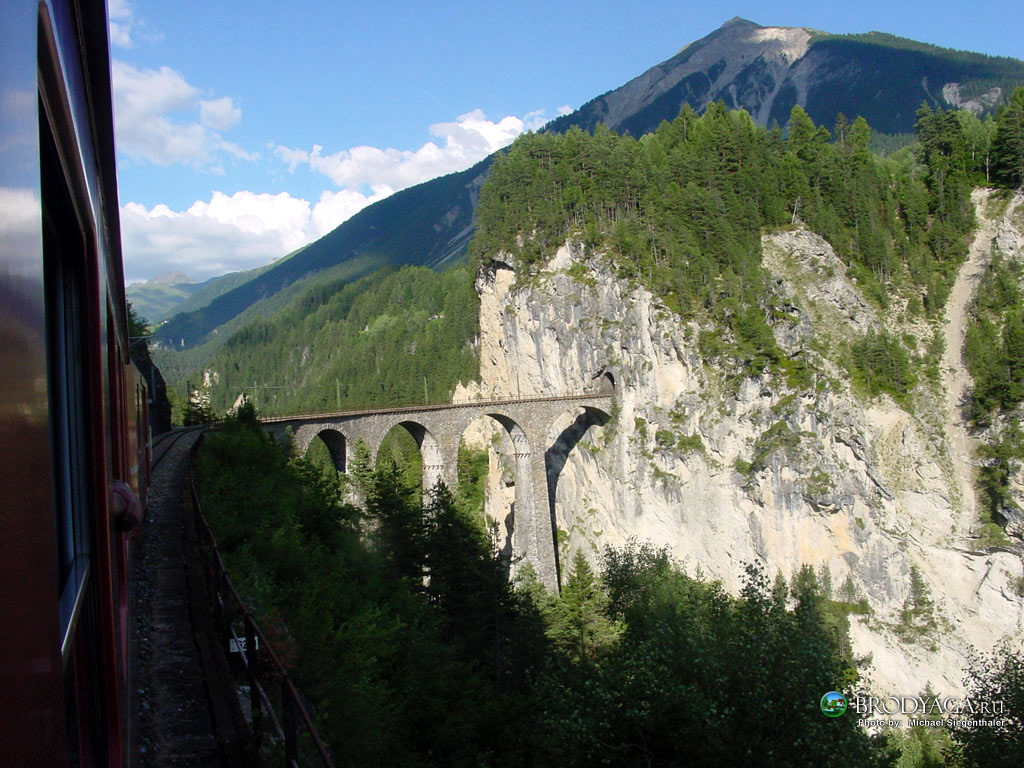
<box><xmin>471</xmin><ymin>204</ymin><xmax>1024</xmax><ymax>697</ymax></box>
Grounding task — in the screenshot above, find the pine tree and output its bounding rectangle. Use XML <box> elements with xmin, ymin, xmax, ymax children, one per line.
<box><xmin>549</xmin><ymin>550</ymin><xmax>618</xmax><ymax>660</ymax></box>
<box><xmin>788</xmin><ymin>105</ymin><xmax>827</xmax><ymax>165</ymax></box>
<box><xmin>992</xmin><ymin>87</ymin><xmax>1024</xmax><ymax>188</ymax></box>
<box><xmin>348</xmin><ymin>438</ymin><xmax>375</xmax><ymax>496</ymax></box>
<box><xmin>898</xmin><ymin>565</ymin><xmax>937</xmax><ymax>639</ymax></box>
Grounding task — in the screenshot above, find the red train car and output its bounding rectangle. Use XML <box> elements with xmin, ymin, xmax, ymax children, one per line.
<box><xmin>0</xmin><ymin>0</ymin><xmax>148</xmax><ymax>765</ymax></box>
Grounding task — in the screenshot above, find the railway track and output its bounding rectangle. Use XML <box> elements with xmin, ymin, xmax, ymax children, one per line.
<box><xmin>151</xmin><ymin>426</ymin><xmax>204</xmax><ymax>472</ymax></box>
<box><xmin>136</xmin><ymin>423</ymin><xmax>221</xmax><ymax>767</ymax></box>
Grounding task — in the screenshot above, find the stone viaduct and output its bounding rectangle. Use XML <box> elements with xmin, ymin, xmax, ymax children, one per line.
<box><xmin>261</xmin><ymin>388</ymin><xmax>614</xmax><ymax>590</ymax></box>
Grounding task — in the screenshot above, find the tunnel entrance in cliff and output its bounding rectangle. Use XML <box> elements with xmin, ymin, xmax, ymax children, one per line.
<box><xmin>593</xmin><ymin>369</ymin><xmax>616</xmax><ymax>394</ymax></box>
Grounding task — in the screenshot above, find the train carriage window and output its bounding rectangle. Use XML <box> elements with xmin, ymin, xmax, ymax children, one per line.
<box><xmin>39</xmin><ymin>95</ymin><xmax>93</xmax><ymax>659</ymax></box>
<box><xmin>36</xmin><ymin>4</ymin><xmax>114</xmax><ymax>763</ymax></box>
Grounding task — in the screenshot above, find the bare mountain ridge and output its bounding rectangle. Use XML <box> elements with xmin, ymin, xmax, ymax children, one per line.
<box><xmin>147</xmin><ymin>271</ymin><xmax>195</xmax><ymax>285</ymax></box>
<box><xmin>546</xmin><ymin>17</ymin><xmax>1024</xmax><ymax>137</ymax></box>
<box><xmin>155</xmin><ymin>18</ymin><xmax>1024</xmax><ymax>349</ymax></box>
<box><xmin>559</xmin><ymin>18</ymin><xmax>818</xmax><ymax>130</ymax></box>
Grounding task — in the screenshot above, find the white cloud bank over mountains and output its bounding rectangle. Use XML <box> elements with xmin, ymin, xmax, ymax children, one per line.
<box><xmin>109</xmin><ymin>2</ymin><xmax>575</xmax><ymax>283</ymax></box>
<box><xmin>113</xmin><ymin>50</ymin><xmax>570</xmax><ymax>283</ymax></box>
<box><xmin>272</xmin><ymin>108</ymin><xmax>553</xmax><ymax>192</ymax></box>
<box><xmin>120</xmin><ymin>187</ymin><xmax>394</xmax><ymax>283</ymax></box>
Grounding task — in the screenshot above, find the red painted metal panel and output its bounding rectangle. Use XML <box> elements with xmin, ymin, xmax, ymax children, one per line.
<box><xmin>0</xmin><ymin>0</ymin><xmax>70</xmax><ymax>762</ymax></box>
<box><xmin>1</xmin><ymin>0</ymin><xmax>142</xmax><ymax>764</ymax></box>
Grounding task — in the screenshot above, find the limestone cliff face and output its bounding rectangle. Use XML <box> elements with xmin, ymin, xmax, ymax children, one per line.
<box><xmin>470</xmin><ymin>197</ymin><xmax>1024</xmax><ymax>698</ymax></box>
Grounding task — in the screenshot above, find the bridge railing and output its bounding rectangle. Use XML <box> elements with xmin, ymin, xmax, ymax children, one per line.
<box><xmin>259</xmin><ymin>389</ymin><xmax>613</xmax><ymax>424</ymax></box>
<box><xmin>188</xmin><ymin>455</ymin><xmax>335</xmax><ymax>768</ymax></box>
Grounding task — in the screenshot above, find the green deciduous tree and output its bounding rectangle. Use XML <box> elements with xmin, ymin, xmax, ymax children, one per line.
<box><xmin>948</xmin><ymin>643</ymin><xmax>1024</xmax><ymax>767</ymax></box>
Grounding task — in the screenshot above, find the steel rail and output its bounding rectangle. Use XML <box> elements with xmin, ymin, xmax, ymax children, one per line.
<box><xmin>151</xmin><ymin>426</ymin><xmax>203</xmax><ymax>472</ymax></box>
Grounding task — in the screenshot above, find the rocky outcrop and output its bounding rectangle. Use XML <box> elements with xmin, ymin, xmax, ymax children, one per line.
<box><xmin>470</xmin><ymin>203</ymin><xmax>1024</xmax><ymax>698</ymax></box>
<box><xmin>942</xmin><ymin>83</ymin><xmax>1004</xmax><ymax>115</ymax></box>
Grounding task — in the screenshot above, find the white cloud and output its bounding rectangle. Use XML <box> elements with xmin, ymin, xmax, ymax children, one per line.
<box><xmin>112</xmin><ymin>60</ymin><xmax>253</xmax><ymax>167</ymax></box>
<box><xmin>121</xmin><ymin>105</ymin><xmax>570</xmax><ymax>283</ymax></box>
<box><xmin>273</xmin><ymin>107</ymin><xmax>559</xmax><ymax>193</ymax></box>
<box><xmin>109</xmin><ymin>0</ymin><xmax>160</xmax><ymax>48</ymax></box>
<box><xmin>120</xmin><ymin>187</ymin><xmax>390</xmax><ymax>283</ymax></box>
<box><xmin>0</xmin><ymin>187</ymin><xmax>42</xmax><ymax>268</ymax></box>
<box><xmin>199</xmin><ymin>97</ymin><xmax>242</xmax><ymax>131</ymax></box>
<box><xmin>310</xmin><ymin>186</ymin><xmax>393</xmax><ymax>237</ymax></box>
<box><xmin>108</xmin><ymin>0</ymin><xmax>136</xmax><ymax>48</ymax></box>
<box><xmin>0</xmin><ymin>186</ymin><xmax>39</xmax><ymax>231</ymax></box>
<box><xmin>522</xmin><ymin>109</ymin><xmax>549</xmax><ymax>131</ymax></box>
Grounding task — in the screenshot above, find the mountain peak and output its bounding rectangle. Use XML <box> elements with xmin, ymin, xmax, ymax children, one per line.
<box><xmin>720</xmin><ymin>17</ymin><xmax>760</xmax><ymax>29</ymax></box>
<box><xmin>149</xmin><ymin>271</ymin><xmax>195</xmax><ymax>285</ymax></box>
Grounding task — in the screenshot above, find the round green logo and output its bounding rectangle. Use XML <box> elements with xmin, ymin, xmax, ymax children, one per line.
<box><xmin>821</xmin><ymin>691</ymin><xmax>848</xmax><ymax>717</ymax></box>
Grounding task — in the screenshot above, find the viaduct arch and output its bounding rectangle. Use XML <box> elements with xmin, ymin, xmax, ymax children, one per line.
<box><xmin>263</xmin><ymin>393</ymin><xmax>612</xmax><ymax>590</ymax></box>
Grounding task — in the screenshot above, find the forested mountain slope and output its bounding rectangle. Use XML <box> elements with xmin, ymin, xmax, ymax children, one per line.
<box><xmin>127</xmin><ymin>261</ymin><xmax>284</xmax><ymax>325</ymax></box>
<box><xmin>156</xmin><ymin>160</ymin><xmax>488</xmax><ymax>348</ymax></box>
<box><xmin>194</xmin><ymin>265</ymin><xmax>479</xmax><ymax>415</ymax></box>
<box><xmin>154</xmin><ymin>20</ymin><xmax>1024</xmax><ymax>351</ymax></box>
<box><xmin>462</xmin><ymin>102</ymin><xmax>1024</xmax><ymax>703</ymax></box>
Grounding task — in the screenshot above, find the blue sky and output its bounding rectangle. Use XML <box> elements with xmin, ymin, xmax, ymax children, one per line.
<box><xmin>112</xmin><ymin>0</ymin><xmax>1024</xmax><ymax>284</ymax></box>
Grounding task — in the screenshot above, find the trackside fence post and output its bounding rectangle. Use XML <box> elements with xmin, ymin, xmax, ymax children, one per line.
<box><xmin>245</xmin><ymin>613</ymin><xmax>260</xmax><ymax>725</ymax></box>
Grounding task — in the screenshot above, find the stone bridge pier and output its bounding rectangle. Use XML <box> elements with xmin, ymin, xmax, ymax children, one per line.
<box><xmin>262</xmin><ymin>394</ymin><xmax>612</xmax><ymax>590</ymax></box>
